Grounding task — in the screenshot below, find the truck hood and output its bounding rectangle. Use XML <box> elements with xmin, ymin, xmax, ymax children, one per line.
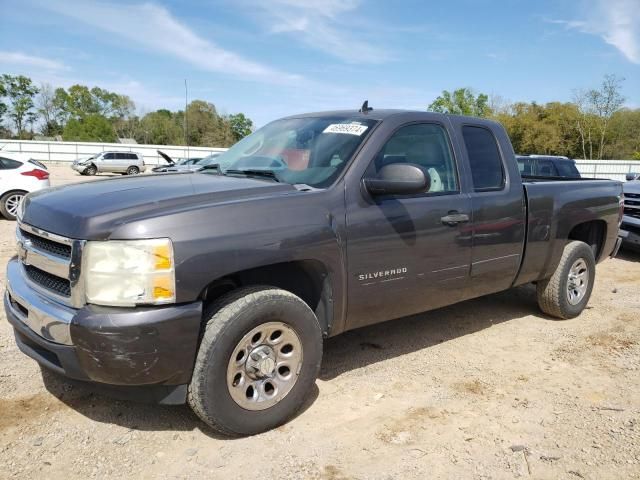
<box><xmin>623</xmin><ymin>180</ymin><xmax>640</xmax><ymax>194</ymax></box>
<box><xmin>21</xmin><ymin>172</ymin><xmax>297</xmax><ymax>239</ymax></box>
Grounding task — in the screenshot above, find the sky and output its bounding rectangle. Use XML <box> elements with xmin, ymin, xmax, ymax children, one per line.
<box><xmin>1</xmin><ymin>0</ymin><xmax>639</xmax><ymax>127</ymax></box>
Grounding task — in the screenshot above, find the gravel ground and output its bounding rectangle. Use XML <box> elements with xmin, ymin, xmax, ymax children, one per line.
<box><xmin>1</xmin><ymin>165</ymin><xmax>639</xmax><ymax>479</ymax></box>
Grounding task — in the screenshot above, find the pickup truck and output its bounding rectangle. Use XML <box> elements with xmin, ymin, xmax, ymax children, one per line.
<box><xmin>5</xmin><ymin>109</ymin><xmax>624</xmax><ymax>436</ymax></box>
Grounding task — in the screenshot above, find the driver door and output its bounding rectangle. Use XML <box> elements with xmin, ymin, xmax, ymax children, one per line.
<box><xmin>345</xmin><ymin>122</ymin><xmax>472</xmax><ymax>329</ymax></box>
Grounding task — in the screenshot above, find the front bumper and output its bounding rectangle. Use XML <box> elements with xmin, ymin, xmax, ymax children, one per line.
<box><xmin>5</xmin><ymin>258</ymin><xmax>202</xmax><ymax>401</ymax></box>
<box><xmin>71</xmin><ymin>164</ymin><xmax>87</xmax><ymax>173</ymax></box>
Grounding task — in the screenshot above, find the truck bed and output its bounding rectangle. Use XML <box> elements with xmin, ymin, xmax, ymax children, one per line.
<box><xmin>514</xmin><ymin>178</ymin><xmax>623</xmax><ymax>286</ymax></box>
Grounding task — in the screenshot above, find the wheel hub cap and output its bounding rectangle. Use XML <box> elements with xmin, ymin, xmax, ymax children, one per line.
<box><xmin>246</xmin><ymin>346</ymin><xmax>277</xmax><ymax>378</ymax></box>
<box><xmin>6</xmin><ymin>194</ymin><xmax>24</xmax><ymax>216</ymax></box>
<box><xmin>226</xmin><ymin>321</ymin><xmax>303</xmax><ymax>411</ymax></box>
<box><xmin>567</xmin><ymin>258</ymin><xmax>589</xmax><ymax>305</ymax></box>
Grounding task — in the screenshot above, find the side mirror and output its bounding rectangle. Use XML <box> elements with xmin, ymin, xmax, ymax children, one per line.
<box><xmin>626</xmin><ymin>172</ymin><xmax>638</xmax><ymax>181</ymax></box>
<box><xmin>363</xmin><ymin>163</ymin><xmax>431</xmax><ymax>196</ymax></box>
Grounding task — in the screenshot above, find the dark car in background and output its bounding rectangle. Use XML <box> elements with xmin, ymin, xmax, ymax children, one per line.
<box><xmin>516</xmin><ymin>155</ymin><xmax>581</xmax><ymax>178</ymax></box>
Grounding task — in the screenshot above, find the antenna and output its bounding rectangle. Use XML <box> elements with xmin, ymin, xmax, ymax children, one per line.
<box><xmin>359</xmin><ymin>100</ymin><xmax>373</xmax><ymax>113</ymax></box>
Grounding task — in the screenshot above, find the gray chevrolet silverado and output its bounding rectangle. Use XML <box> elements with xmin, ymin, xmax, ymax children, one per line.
<box><xmin>5</xmin><ymin>109</ymin><xmax>624</xmax><ymax>436</ymax></box>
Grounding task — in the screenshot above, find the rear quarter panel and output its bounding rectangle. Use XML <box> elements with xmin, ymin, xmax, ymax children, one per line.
<box><xmin>514</xmin><ymin>180</ymin><xmax>622</xmax><ymax>285</ymax></box>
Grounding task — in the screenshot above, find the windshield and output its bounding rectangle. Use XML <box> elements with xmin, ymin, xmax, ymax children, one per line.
<box><xmin>208</xmin><ymin>116</ymin><xmax>378</xmax><ymax>188</ymax></box>
<box><xmin>199</xmin><ymin>153</ymin><xmax>221</xmax><ymax>166</ymax></box>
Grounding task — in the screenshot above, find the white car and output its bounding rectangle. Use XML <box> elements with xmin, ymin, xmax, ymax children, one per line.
<box><xmin>71</xmin><ymin>151</ymin><xmax>146</xmax><ymax>175</ymax></box>
<box><xmin>0</xmin><ymin>153</ymin><xmax>51</xmax><ymax>220</ymax></box>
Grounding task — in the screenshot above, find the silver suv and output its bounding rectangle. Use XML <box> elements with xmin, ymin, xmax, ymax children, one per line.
<box><xmin>72</xmin><ymin>151</ymin><xmax>146</xmax><ymax>176</ymax></box>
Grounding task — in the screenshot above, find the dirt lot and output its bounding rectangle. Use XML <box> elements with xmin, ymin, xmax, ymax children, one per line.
<box><xmin>1</xmin><ymin>165</ymin><xmax>639</xmax><ymax>479</ymax></box>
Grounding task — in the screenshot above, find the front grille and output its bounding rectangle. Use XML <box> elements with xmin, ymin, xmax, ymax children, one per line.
<box><xmin>624</xmin><ymin>192</ymin><xmax>640</xmax><ymax>220</ymax></box>
<box><xmin>20</xmin><ymin>229</ymin><xmax>71</xmax><ymax>259</ymax></box>
<box><xmin>25</xmin><ymin>265</ymin><xmax>71</xmax><ymax>297</ymax></box>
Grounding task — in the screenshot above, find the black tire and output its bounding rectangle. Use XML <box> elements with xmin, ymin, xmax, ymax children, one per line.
<box><xmin>188</xmin><ymin>286</ymin><xmax>323</xmax><ymax>436</ymax></box>
<box><xmin>126</xmin><ymin>166</ymin><xmax>140</xmax><ymax>175</ymax></box>
<box><xmin>84</xmin><ymin>164</ymin><xmax>97</xmax><ymax>176</ymax></box>
<box><xmin>0</xmin><ymin>191</ymin><xmax>26</xmax><ymax>221</ymax></box>
<box><xmin>536</xmin><ymin>240</ymin><xmax>596</xmax><ymax>319</ymax></box>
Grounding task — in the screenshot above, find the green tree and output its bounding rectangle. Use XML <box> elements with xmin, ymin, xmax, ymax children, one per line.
<box><xmin>36</xmin><ymin>83</ymin><xmax>65</xmax><ymax>136</ymax></box>
<box><xmin>606</xmin><ymin>109</ymin><xmax>640</xmax><ymax>159</ymax></box>
<box><xmin>62</xmin><ymin>114</ymin><xmax>117</xmax><ymax>142</ymax></box>
<box><xmin>228</xmin><ymin>113</ymin><xmax>253</xmax><ymax>142</ymax></box>
<box><xmin>0</xmin><ymin>78</ymin><xmax>7</xmax><ymax>125</ymax></box>
<box><xmin>1</xmin><ymin>74</ymin><xmax>39</xmax><ymax>138</ymax></box>
<box><xmin>428</xmin><ymin>87</ymin><xmax>491</xmax><ymax>117</ymax></box>
<box><xmin>137</xmin><ymin>109</ymin><xmax>184</xmax><ymax>145</ymax></box>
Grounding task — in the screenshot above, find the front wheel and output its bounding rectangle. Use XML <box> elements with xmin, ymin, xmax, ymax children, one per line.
<box><xmin>536</xmin><ymin>240</ymin><xmax>596</xmax><ymax>319</ymax></box>
<box><xmin>188</xmin><ymin>287</ymin><xmax>323</xmax><ymax>436</ymax></box>
<box><xmin>126</xmin><ymin>166</ymin><xmax>140</xmax><ymax>175</ymax></box>
<box><xmin>84</xmin><ymin>164</ymin><xmax>97</xmax><ymax>176</ymax></box>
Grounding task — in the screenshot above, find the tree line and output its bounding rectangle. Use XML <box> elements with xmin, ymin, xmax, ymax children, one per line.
<box><xmin>0</xmin><ymin>74</ymin><xmax>253</xmax><ymax>147</ymax></box>
<box><xmin>428</xmin><ymin>75</ymin><xmax>639</xmax><ymax>160</ymax></box>
<box><xmin>1</xmin><ymin>72</ymin><xmax>637</xmax><ymax>159</ymax></box>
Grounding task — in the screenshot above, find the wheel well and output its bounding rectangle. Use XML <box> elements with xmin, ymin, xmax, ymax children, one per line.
<box><xmin>568</xmin><ymin>220</ymin><xmax>606</xmax><ymax>261</ymax></box>
<box><xmin>1</xmin><ymin>189</ymin><xmax>28</xmax><ymax>196</ymax></box>
<box><xmin>200</xmin><ymin>260</ymin><xmax>333</xmax><ymax>336</ymax></box>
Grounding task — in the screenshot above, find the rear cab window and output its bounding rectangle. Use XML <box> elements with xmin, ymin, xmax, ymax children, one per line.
<box><xmin>555</xmin><ymin>161</ymin><xmax>580</xmax><ymax>178</ymax></box>
<box><xmin>462</xmin><ymin>126</ymin><xmax>505</xmax><ymax>191</ymax></box>
<box><xmin>517</xmin><ymin>157</ymin><xmax>533</xmax><ymax>175</ymax></box>
<box><xmin>536</xmin><ymin>160</ymin><xmax>558</xmax><ymax>176</ymax></box>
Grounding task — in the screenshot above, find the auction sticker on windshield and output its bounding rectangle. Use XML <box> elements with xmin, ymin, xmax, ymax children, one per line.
<box><xmin>323</xmin><ymin>123</ymin><xmax>369</xmax><ymax>136</ymax></box>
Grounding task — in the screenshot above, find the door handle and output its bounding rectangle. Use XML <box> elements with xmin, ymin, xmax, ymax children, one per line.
<box><xmin>441</xmin><ymin>212</ymin><xmax>469</xmax><ymax>226</ymax></box>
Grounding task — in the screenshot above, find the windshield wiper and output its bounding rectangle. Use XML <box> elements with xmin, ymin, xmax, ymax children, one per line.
<box><xmin>224</xmin><ymin>169</ymin><xmax>280</xmax><ymax>182</ymax></box>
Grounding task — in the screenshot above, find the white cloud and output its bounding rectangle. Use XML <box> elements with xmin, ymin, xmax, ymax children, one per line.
<box><xmin>548</xmin><ymin>0</ymin><xmax>640</xmax><ymax>63</ymax></box>
<box><xmin>0</xmin><ymin>51</ymin><xmax>69</xmax><ymax>70</ymax></box>
<box><xmin>36</xmin><ymin>0</ymin><xmax>304</xmax><ymax>85</ymax></box>
<box><xmin>239</xmin><ymin>0</ymin><xmax>392</xmax><ymax>64</ymax></box>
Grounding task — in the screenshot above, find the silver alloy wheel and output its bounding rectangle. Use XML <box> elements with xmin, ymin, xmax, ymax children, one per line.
<box><xmin>226</xmin><ymin>321</ymin><xmax>303</xmax><ymax>411</ymax></box>
<box><xmin>567</xmin><ymin>258</ymin><xmax>589</xmax><ymax>305</ymax></box>
<box><xmin>5</xmin><ymin>193</ymin><xmax>24</xmax><ymax>217</ymax></box>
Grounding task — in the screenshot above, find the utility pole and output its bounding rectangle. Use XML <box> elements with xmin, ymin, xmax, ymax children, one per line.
<box><xmin>184</xmin><ymin>79</ymin><xmax>189</xmax><ymax>158</ymax></box>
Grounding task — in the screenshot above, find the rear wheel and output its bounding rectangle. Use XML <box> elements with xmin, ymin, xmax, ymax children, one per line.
<box><xmin>536</xmin><ymin>240</ymin><xmax>596</xmax><ymax>319</ymax></box>
<box><xmin>126</xmin><ymin>166</ymin><xmax>140</xmax><ymax>175</ymax></box>
<box><xmin>188</xmin><ymin>286</ymin><xmax>322</xmax><ymax>436</ymax></box>
<box><xmin>84</xmin><ymin>164</ymin><xmax>97</xmax><ymax>176</ymax></box>
<box><xmin>0</xmin><ymin>191</ymin><xmax>26</xmax><ymax>220</ymax></box>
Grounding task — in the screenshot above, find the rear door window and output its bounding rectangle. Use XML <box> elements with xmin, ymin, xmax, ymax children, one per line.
<box><xmin>462</xmin><ymin>126</ymin><xmax>505</xmax><ymax>191</ymax></box>
<box><xmin>0</xmin><ymin>157</ymin><xmax>22</xmax><ymax>169</ymax></box>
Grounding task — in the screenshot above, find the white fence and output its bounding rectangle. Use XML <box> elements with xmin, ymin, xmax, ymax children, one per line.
<box><xmin>575</xmin><ymin>160</ymin><xmax>639</xmax><ymax>182</ymax></box>
<box><xmin>1</xmin><ymin>139</ymin><xmax>638</xmax><ymax>180</ymax></box>
<box><xmin>0</xmin><ymin>139</ymin><xmax>227</xmax><ymax>166</ymax></box>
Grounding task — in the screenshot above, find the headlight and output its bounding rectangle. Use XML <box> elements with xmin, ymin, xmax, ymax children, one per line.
<box><xmin>83</xmin><ymin>238</ymin><xmax>175</xmax><ymax>307</ymax></box>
